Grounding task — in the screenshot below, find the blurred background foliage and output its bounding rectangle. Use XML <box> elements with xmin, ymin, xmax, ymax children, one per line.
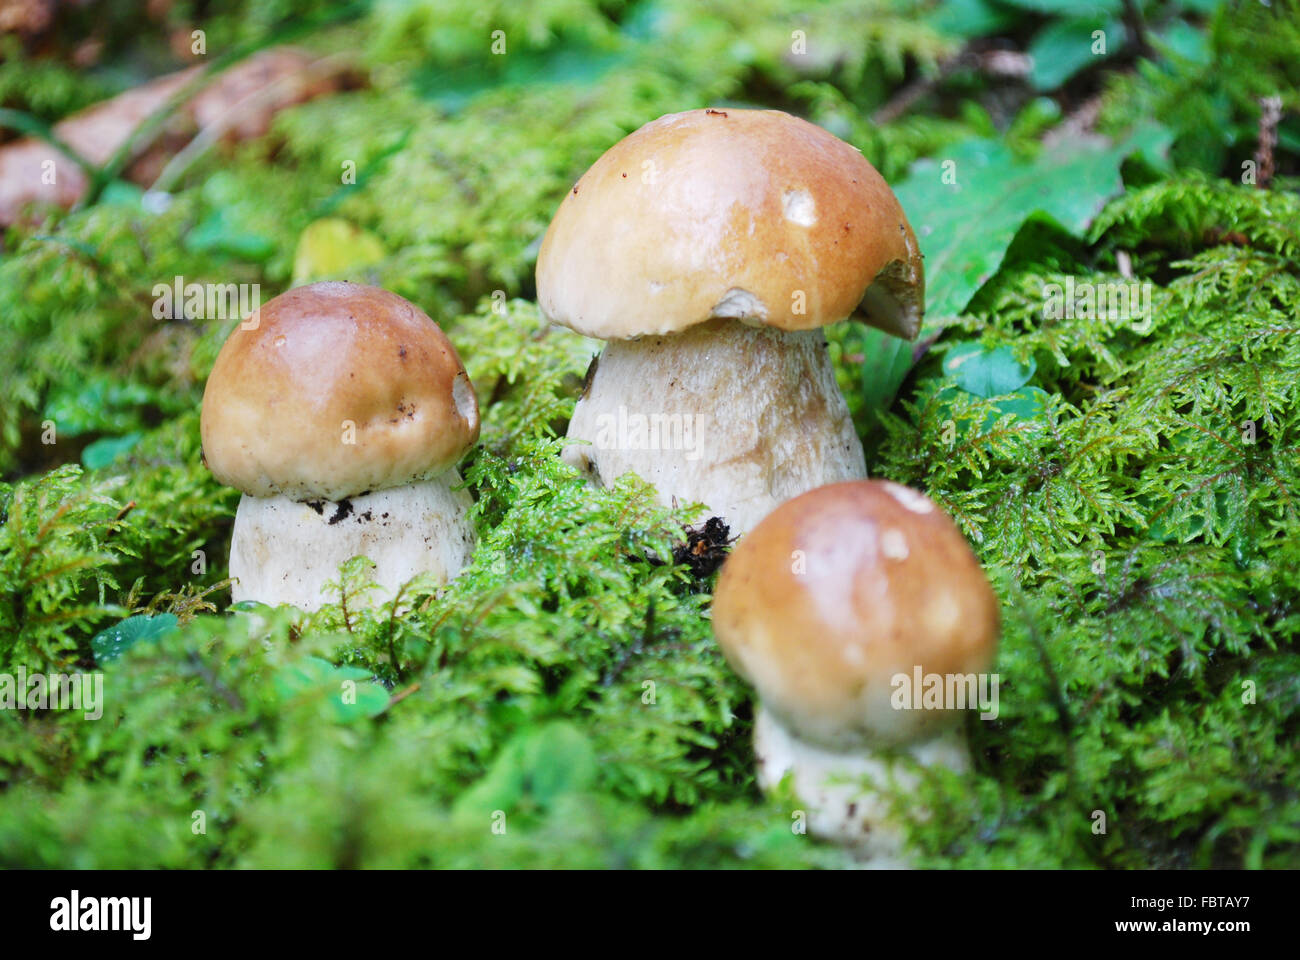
<box><xmin>0</xmin><ymin>0</ymin><xmax>1297</xmax><ymax>867</ymax></box>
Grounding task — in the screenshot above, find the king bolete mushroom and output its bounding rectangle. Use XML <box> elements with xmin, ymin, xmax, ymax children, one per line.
<box><xmin>536</xmin><ymin>108</ymin><xmax>923</xmax><ymax>536</ymax></box>
<box><xmin>711</xmin><ymin>479</ymin><xmax>999</xmax><ymax>861</ymax></box>
<box><xmin>200</xmin><ymin>281</ymin><xmax>479</xmax><ymax>611</ymax></box>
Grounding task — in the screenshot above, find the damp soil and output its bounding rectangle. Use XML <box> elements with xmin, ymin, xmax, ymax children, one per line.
<box><xmin>671</xmin><ymin>516</ymin><xmax>734</xmax><ymax>577</ymax></box>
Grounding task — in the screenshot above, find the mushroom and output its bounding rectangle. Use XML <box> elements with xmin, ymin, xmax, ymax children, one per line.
<box><xmin>200</xmin><ymin>281</ymin><xmax>479</xmax><ymax>611</ymax></box>
<box><xmin>710</xmin><ymin>479</ymin><xmax>999</xmax><ymax>862</ymax></box>
<box><xmin>536</xmin><ymin>108</ymin><xmax>923</xmax><ymax>536</ymax></box>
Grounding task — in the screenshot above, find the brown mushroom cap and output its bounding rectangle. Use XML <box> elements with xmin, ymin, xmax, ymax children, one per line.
<box><xmin>536</xmin><ymin>108</ymin><xmax>924</xmax><ymax>340</ymax></box>
<box><xmin>200</xmin><ymin>281</ymin><xmax>479</xmax><ymax>501</ymax></box>
<box><xmin>711</xmin><ymin>479</ymin><xmax>999</xmax><ymax>750</ymax></box>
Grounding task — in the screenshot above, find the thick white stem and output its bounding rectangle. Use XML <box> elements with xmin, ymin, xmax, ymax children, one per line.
<box><xmin>229</xmin><ymin>471</ymin><xmax>474</xmax><ymax>611</ymax></box>
<box><xmin>754</xmin><ymin>705</ymin><xmax>969</xmax><ymax>866</ymax></box>
<box><xmin>562</xmin><ymin>320</ymin><xmax>866</xmax><ymax>536</ymax></box>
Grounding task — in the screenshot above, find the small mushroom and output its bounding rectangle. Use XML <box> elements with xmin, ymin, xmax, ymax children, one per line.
<box><xmin>536</xmin><ymin>108</ymin><xmax>923</xmax><ymax>536</ymax></box>
<box><xmin>200</xmin><ymin>281</ymin><xmax>479</xmax><ymax>610</ymax></box>
<box><xmin>711</xmin><ymin>479</ymin><xmax>999</xmax><ymax>862</ymax></box>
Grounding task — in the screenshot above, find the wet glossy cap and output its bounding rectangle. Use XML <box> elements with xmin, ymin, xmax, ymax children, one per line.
<box><xmin>536</xmin><ymin>108</ymin><xmax>924</xmax><ymax>340</ymax></box>
<box><xmin>201</xmin><ymin>281</ymin><xmax>479</xmax><ymax>501</ymax></box>
<box><xmin>712</xmin><ymin>479</ymin><xmax>999</xmax><ymax>749</ymax></box>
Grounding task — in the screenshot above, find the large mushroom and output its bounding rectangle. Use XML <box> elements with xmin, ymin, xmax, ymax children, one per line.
<box><xmin>200</xmin><ymin>281</ymin><xmax>479</xmax><ymax>611</ymax></box>
<box><xmin>711</xmin><ymin>479</ymin><xmax>999</xmax><ymax>861</ymax></box>
<box><xmin>536</xmin><ymin>108</ymin><xmax>923</xmax><ymax>536</ymax></box>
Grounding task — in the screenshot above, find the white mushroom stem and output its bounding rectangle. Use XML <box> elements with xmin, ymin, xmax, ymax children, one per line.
<box><xmin>561</xmin><ymin>319</ymin><xmax>866</xmax><ymax>536</ymax></box>
<box><xmin>754</xmin><ymin>705</ymin><xmax>969</xmax><ymax>866</ymax></box>
<box><xmin>229</xmin><ymin>471</ymin><xmax>475</xmax><ymax>611</ymax></box>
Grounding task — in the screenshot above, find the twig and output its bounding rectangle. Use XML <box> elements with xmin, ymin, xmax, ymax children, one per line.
<box><xmin>1255</xmin><ymin>95</ymin><xmax>1283</xmax><ymax>189</ymax></box>
<box><xmin>101</xmin><ymin>501</ymin><xmax>137</xmax><ymax>541</ymax></box>
<box><xmin>872</xmin><ymin>54</ymin><xmax>964</xmax><ymax>126</ymax></box>
<box><xmin>384</xmin><ymin>682</ymin><xmax>422</xmax><ymax>711</ymax></box>
<box><xmin>872</xmin><ymin>48</ymin><xmax>1029</xmax><ymax>126</ymax></box>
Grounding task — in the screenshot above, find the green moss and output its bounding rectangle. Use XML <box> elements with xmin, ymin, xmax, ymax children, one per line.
<box><xmin>0</xmin><ymin>0</ymin><xmax>1297</xmax><ymax>869</ymax></box>
<box><xmin>873</xmin><ymin>181</ymin><xmax>1300</xmax><ymax>869</ymax></box>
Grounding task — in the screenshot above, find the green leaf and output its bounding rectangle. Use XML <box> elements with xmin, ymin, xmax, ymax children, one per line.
<box><xmin>1154</xmin><ymin>18</ymin><xmax>1211</xmax><ymax>66</ymax></box>
<box><xmin>97</xmin><ymin>180</ymin><xmax>146</xmax><ymax>208</ymax></box>
<box><xmin>988</xmin><ymin>385</ymin><xmax>1050</xmax><ymax>423</ymax></box>
<box><xmin>290</xmin><ymin>218</ymin><xmax>387</xmax><ymax>287</ymax></box>
<box><xmin>274</xmin><ymin>656</ymin><xmax>389</xmax><ymax>723</ymax></box>
<box><xmin>837</xmin><ymin>324</ymin><xmax>915</xmax><ymax>427</ymax></box>
<box><xmin>452</xmin><ymin>736</ymin><xmax>530</xmax><ymax>823</ymax></box>
<box><xmin>520</xmin><ymin>721</ymin><xmax>598</xmax><ymax>805</ymax></box>
<box><xmin>975</xmin><ymin>384</ymin><xmax>1051</xmax><ymax>434</ymax></box>
<box><xmin>183</xmin><ymin>171</ymin><xmax>276</xmax><ymax>262</ymax></box>
<box><xmin>413</xmin><ymin>43</ymin><xmax>632</xmax><ymax>111</ymax></box>
<box><xmin>944</xmin><ymin>343</ymin><xmax>1037</xmax><ymax>398</ymax></box>
<box><xmin>892</xmin><ymin>123</ymin><xmax>1174</xmax><ymax>326</ymax></box>
<box><xmin>230</xmin><ymin>600</ymin><xmax>273</xmax><ymax>614</ymax></box>
<box><xmin>81</xmin><ymin>432</ymin><xmax>142</xmax><ymax>470</ymax></box>
<box><xmin>184</xmin><ymin>209</ymin><xmax>276</xmax><ymax>262</ymax></box>
<box><xmin>927</xmin><ymin>0</ymin><xmax>1020</xmax><ymax>38</ymax></box>
<box><xmin>1007</xmin><ymin>97</ymin><xmax>1064</xmax><ymax>150</ymax></box>
<box><xmin>1028</xmin><ymin>18</ymin><xmax>1122</xmax><ymax>91</ymax></box>
<box><xmin>91</xmin><ymin>614</ymin><xmax>179</xmax><ymax>665</ymax></box>
<box><xmin>999</xmin><ymin>0</ymin><xmax>1121</xmax><ymax>14</ymax></box>
<box><xmin>931</xmin><ymin>384</ymin><xmax>1051</xmax><ymax>445</ymax></box>
<box><xmin>452</xmin><ymin>722</ymin><xmax>598</xmax><ymax>823</ymax></box>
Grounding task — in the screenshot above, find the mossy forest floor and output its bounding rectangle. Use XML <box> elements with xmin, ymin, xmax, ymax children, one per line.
<box><xmin>1</xmin><ymin>0</ymin><xmax>1298</xmax><ymax>868</ymax></box>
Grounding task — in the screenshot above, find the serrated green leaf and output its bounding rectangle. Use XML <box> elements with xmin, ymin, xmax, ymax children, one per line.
<box><xmin>893</xmin><ymin>123</ymin><xmax>1173</xmax><ymax>325</ymax></box>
